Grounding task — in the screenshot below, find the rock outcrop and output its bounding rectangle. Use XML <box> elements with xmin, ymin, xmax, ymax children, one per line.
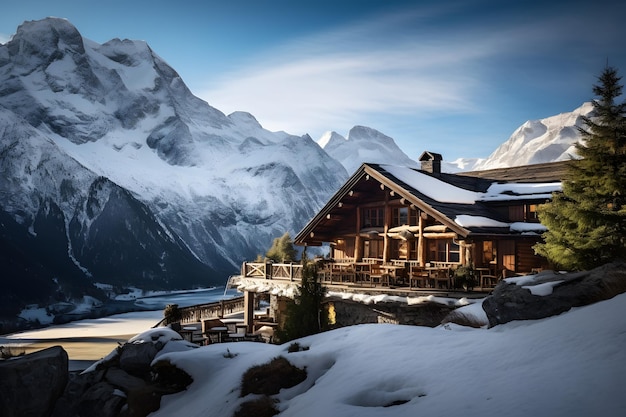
<box><xmin>482</xmin><ymin>261</ymin><xmax>626</xmax><ymax>327</ymax></box>
<box><xmin>0</xmin><ymin>328</ymin><xmax>197</xmax><ymax>417</ymax></box>
<box><xmin>0</xmin><ymin>345</ymin><xmax>69</xmax><ymax>417</ymax></box>
<box><xmin>53</xmin><ymin>327</ymin><xmax>195</xmax><ymax>417</ymax></box>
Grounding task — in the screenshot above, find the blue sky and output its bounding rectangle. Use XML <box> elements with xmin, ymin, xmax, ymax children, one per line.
<box><xmin>1</xmin><ymin>0</ymin><xmax>625</xmax><ymax>161</ymax></box>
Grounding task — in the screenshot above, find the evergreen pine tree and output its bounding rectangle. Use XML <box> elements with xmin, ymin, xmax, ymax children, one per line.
<box><xmin>535</xmin><ymin>66</ymin><xmax>626</xmax><ymax>270</ymax></box>
<box><xmin>276</xmin><ymin>260</ymin><xmax>328</xmax><ymax>343</ymax></box>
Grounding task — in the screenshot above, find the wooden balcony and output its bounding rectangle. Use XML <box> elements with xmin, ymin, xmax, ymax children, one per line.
<box><xmin>241</xmin><ymin>261</ymin><xmax>303</xmax><ymax>281</ymax></box>
<box><xmin>234</xmin><ymin>260</ymin><xmax>499</xmax><ymax>295</ymax></box>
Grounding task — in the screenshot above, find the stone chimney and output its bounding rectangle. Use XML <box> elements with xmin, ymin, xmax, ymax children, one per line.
<box><xmin>419</xmin><ymin>151</ymin><xmax>443</xmax><ymax>174</ymax></box>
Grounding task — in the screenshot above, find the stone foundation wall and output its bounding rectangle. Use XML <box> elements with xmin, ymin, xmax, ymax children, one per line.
<box><xmin>324</xmin><ymin>298</ymin><xmax>456</xmax><ymax>328</ymax></box>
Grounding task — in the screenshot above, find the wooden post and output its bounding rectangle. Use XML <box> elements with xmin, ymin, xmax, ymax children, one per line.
<box><xmin>417</xmin><ymin>213</ymin><xmax>424</xmax><ymax>266</ymax></box>
<box><xmin>383</xmin><ymin>197</ymin><xmax>390</xmax><ymax>262</ymax></box>
<box><xmin>354</xmin><ymin>205</ymin><xmax>362</xmax><ymax>260</ymax></box>
<box><xmin>243</xmin><ymin>290</ymin><xmax>255</xmax><ymax>334</ymax></box>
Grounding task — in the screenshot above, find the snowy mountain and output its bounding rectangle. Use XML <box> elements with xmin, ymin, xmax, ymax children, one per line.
<box><xmin>0</xmin><ymin>17</ymin><xmax>598</xmax><ymax>323</ymax></box>
<box><xmin>0</xmin><ymin>18</ymin><xmax>347</xmax><ymax>312</ymax></box>
<box><xmin>472</xmin><ymin>102</ymin><xmax>593</xmax><ymax>171</ymax></box>
<box><xmin>318</xmin><ymin>126</ymin><xmax>419</xmax><ymax>174</ymax></box>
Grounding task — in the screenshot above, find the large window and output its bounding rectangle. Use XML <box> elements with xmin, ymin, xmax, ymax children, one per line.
<box><xmin>428</xmin><ymin>239</ymin><xmax>460</xmax><ymax>263</ymax></box>
<box><xmin>362</xmin><ymin>207</ymin><xmax>384</xmax><ymax>228</ymax></box>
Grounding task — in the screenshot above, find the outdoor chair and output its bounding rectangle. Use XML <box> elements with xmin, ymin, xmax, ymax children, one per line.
<box><xmin>409</xmin><ymin>267</ymin><xmax>428</xmax><ymax>288</ymax></box>
<box><xmin>369</xmin><ymin>263</ymin><xmax>389</xmax><ymax>286</ymax></box>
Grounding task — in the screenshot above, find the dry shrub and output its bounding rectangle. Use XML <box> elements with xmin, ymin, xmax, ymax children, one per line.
<box><xmin>441</xmin><ymin>310</ymin><xmax>488</xmax><ymax>328</ymax></box>
<box><xmin>234</xmin><ymin>396</ymin><xmax>279</xmax><ymax>417</ymax></box>
<box><xmin>240</xmin><ymin>356</ymin><xmax>306</xmax><ymax>397</ymax></box>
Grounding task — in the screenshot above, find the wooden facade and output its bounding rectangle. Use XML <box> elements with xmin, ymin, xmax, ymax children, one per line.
<box><xmin>294</xmin><ymin>159</ymin><xmax>568</xmax><ymax>281</ymax></box>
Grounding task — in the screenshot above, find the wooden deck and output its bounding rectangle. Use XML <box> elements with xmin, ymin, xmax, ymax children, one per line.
<box><xmin>154</xmin><ymin>296</ymin><xmax>248</xmax><ymax>327</ymax></box>
<box><xmin>232</xmin><ymin>261</ymin><xmax>498</xmax><ymax>296</ymax></box>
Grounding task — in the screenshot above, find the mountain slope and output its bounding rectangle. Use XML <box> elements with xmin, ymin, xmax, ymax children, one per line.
<box><xmin>0</xmin><ymin>108</ymin><xmax>213</xmax><ymax>297</ymax></box>
<box><xmin>0</xmin><ymin>18</ymin><xmax>347</xmax><ymax>309</ymax></box>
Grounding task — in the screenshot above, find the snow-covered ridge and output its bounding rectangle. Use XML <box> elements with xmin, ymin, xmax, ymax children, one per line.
<box><xmin>473</xmin><ymin>102</ymin><xmax>593</xmax><ymax>170</ymax></box>
<box><xmin>319</xmin><ymin>126</ymin><xmax>419</xmax><ymax>174</ymax></box>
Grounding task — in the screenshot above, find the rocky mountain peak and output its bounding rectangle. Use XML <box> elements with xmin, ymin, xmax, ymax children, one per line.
<box><xmin>8</xmin><ymin>18</ymin><xmax>85</xmax><ymax>66</ymax></box>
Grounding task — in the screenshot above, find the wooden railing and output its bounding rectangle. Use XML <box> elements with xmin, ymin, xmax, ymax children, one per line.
<box><xmin>241</xmin><ymin>262</ymin><xmax>303</xmax><ymax>281</ymax></box>
<box><xmin>155</xmin><ymin>296</ymin><xmax>248</xmax><ymax>327</ymax></box>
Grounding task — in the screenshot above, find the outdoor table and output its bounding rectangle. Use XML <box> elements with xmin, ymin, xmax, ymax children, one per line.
<box><xmin>228</xmin><ymin>333</ymin><xmax>246</xmax><ymax>342</ymax></box>
<box><xmin>235</xmin><ymin>323</ymin><xmax>249</xmax><ymax>334</ymax></box>
<box><xmin>424</xmin><ymin>267</ymin><xmax>449</xmax><ymax>288</ymax></box>
<box><xmin>383</xmin><ymin>265</ymin><xmax>406</xmax><ymax>285</ymax></box>
<box><xmin>206</xmin><ymin>326</ymin><xmax>228</xmax><ymax>343</ymax></box>
<box><xmin>179</xmin><ymin>326</ymin><xmax>199</xmax><ymax>342</ymax></box>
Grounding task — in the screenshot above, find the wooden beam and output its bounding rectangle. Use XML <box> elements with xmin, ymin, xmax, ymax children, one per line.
<box><xmin>417</xmin><ymin>214</ymin><xmax>424</xmax><ymax>266</ymax></box>
<box><xmin>423</xmin><ymin>232</ymin><xmax>458</xmax><ymax>239</ymax></box>
<box><xmin>383</xmin><ymin>193</ymin><xmax>390</xmax><ymax>262</ymax></box>
<box><xmin>354</xmin><ymin>205</ymin><xmax>361</xmax><ymax>260</ymax></box>
<box><xmin>243</xmin><ymin>291</ymin><xmax>255</xmax><ymax>333</ymax></box>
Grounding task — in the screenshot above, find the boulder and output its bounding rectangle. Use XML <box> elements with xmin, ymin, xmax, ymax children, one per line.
<box><xmin>52</xmin><ymin>369</ymin><xmax>106</xmax><ymax>417</ymax></box>
<box><xmin>0</xmin><ymin>345</ymin><xmax>68</xmax><ymax>417</ymax></box>
<box><xmin>483</xmin><ymin>261</ymin><xmax>626</xmax><ymax>327</ymax></box>
<box><xmin>75</xmin><ymin>381</ymin><xmax>126</xmax><ymax>417</ymax></box>
<box><xmin>118</xmin><ymin>341</ymin><xmax>159</xmax><ymax>377</ymax></box>
<box><xmin>53</xmin><ymin>331</ymin><xmax>194</xmax><ymax>417</ymax></box>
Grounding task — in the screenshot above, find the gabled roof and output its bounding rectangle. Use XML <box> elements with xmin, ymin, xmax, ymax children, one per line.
<box><xmin>294</xmin><ymin>162</ymin><xmax>563</xmax><ymax>245</ymax></box>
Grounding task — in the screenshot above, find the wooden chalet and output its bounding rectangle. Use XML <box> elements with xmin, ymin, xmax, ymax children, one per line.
<box><xmin>293</xmin><ymin>154</ymin><xmax>569</xmax><ymax>288</ymax></box>
<box><xmin>227</xmin><ymin>156</ymin><xmax>569</xmax><ymax>333</ymax></box>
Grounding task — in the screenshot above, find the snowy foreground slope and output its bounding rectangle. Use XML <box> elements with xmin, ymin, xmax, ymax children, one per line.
<box><xmin>126</xmin><ymin>293</ymin><xmax>626</xmax><ymax>417</ymax></box>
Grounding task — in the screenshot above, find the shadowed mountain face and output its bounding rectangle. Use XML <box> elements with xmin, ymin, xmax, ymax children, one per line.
<box><xmin>0</xmin><ymin>18</ymin><xmax>347</xmax><ymax>315</ymax></box>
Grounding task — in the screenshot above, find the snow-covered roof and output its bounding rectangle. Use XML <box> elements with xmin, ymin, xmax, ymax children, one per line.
<box><xmin>295</xmin><ymin>162</ymin><xmax>564</xmax><ymax>244</ymax></box>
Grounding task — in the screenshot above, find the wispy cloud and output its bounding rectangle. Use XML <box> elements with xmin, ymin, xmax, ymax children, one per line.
<box><xmin>197</xmin><ymin>1</ymin><xmax>625</xmax><ymax>143</ymax></box>
<box><xmin>199</xmin><ymin>8</ymin><xmax>493</xmax><ymax>138</ymax></box>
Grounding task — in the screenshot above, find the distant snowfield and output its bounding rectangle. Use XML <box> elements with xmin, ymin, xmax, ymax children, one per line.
<box><xmin>6</xmin><ymin>310</ymin><xmax>163</xmax><ymax>340</ymax></box>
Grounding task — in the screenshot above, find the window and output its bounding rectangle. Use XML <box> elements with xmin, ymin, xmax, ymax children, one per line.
<box><xmin>362</xmin><ymin>207</ymin><xmax>384</xmax><ymax>228</ymax></box>
<box><xmin>526</xmin><ymin>204</ymin><xmax>539</xmax><ymax>222</ymax></box>
<box><xmin>509</xmin><ymin>204</ymin><xmax>540</xmax><ymax>222</ymax></box>
<box><xmin>482</xmin><ymin>241</ymin><xmax>495</xmax><ymax>265</ymax></box>
<box><xmin>392</xmin><ymin>206</ymin><xmax>418</xmax><ymax>227</ymax></box>
<box><xmin>428</xmin><ymin>239</ymin><xmax>460</xmax><ymax>263</ymax></box>
<box><xmin>391</xmin><ymin>240</ymin><xmax>408</xmax><ymax>260</ymax></box>
<box><xmin>363</xmin><ymin>239</ymin><xmax>383</xmax><ymax>258</ymax></box>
